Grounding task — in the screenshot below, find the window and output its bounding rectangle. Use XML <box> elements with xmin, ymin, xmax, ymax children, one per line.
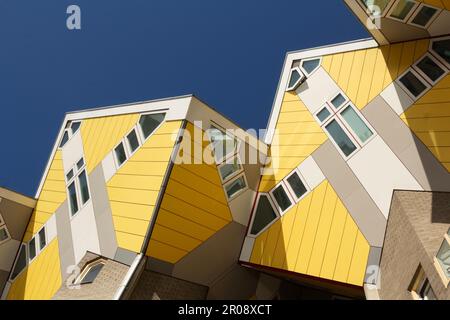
<box><xmin>330</xmin><ymin>93</ymin><xmax>347</xmax><ymax>109</ymax></box>
<box><xmin>285</xmin><ymin>170</ymin><xmax>308</xmax><ymax>201</ymax></box>
<box><xmin>325</xmin><ymin>120</ymin><xmax>358</xmax><ymax>157</ymax></box>
<box><xmin>431</xmin><ymin>38</ymin><xmax>450</xmax><ymax>67</ymax></box>
<box><xmin>114</xmin><ymin>142</ymin><xmax>127</xmax><ymax>167</ymax></box>
<box><xmin>388</xmin><ymin>0</ymin><xmax>418</xmax><ymax>22</ymax></box>
<box><xmin>409</xmin><ymin>265</ymin><xmax>437</xmax><ymax>300</ymax></box>
<box><xmin>398</xmin><ymin>69</ymin><xmax>429</xmax><ymax>99</ymax></box>
<box><xmin>114</xmin><ymin>128</ymin><xmax>143</xmax><ymax>169</ymax></box>
<box><xmin>139</xmin><ymin>113</ymin><xmax>165</xmax><ymax>140</ymax></box>
<box><xmin>300</xmin><ymin>58</ymin><xmax>321</xmax><ymax>75</ymax></box>
<box><xmin>250</xmin><ymin>194</ymin><xmax>278</xmax><ymax>236</ymax></box>
<box><xmin>66</xmin><ymin>157</ymin><xmax>90</xmax><ymax>216</ymax></box>
<box><xmin>414</xmin><ymin>54</ymin><xmax>446</xmax><ymax>84</ymax></box>
<box><xmin>316</xmin><ymin>106</ymin><xmax>331</xmax><ymax>123</ymax></box>
<box><xmin>408</xmin><ymin>4</ymin><xmax>439</xmax><ymax>28</ymax></box>
<box><xmin>10</xmin><ymin>244</ymin><xmax>27</xmax><ymax>280</ymax></box>
<box><xmin>218</xmin><ymin>156</ymin><xmax>242</xmax><ymax>183</ymax></box>
<box><xmin>209</xmin><ymin>126</ymin><xmax>239</xmax><ymax>163</ymax></box>
<box><xmin>77</xmin><ymin>260</ymin><xmax>105</xmax><ymax>285</ymax></box>
<box><xmin>38</xmin><ymin>227</ymin><xmax>47</xmax><ymax>251</ymax></box>
<box><xmin>286</xmin><ymin>67</ymin><xmax>305</xmax><ymax>91</ymax></box>
<box><xmin>224</xmin><ymin>175</ymin><xmax>247</xmax><ymax>200</ymax></box>
<box><xmin>59</xmin><ymin>120</ymin><xmax>82</xmax><ymax>148</ymax></box>
<box><xmin>127</xmin><ymin>129</ymin><xmax>140</xmax><ymax>154</ymax></box>
<box><xmin>270</xmin><ymin>183</ymin><xmax>293</xmax><ymax>214</ymax></box>
<box><xmin>340</xmin><ymin>105</ymin><xmax>374</xmax><ymax>143</ymax></box>
<box><xmin>0</xmin><ymin>213</ymin><xmax>10</xmax><ymax>245</ymax></box>
<box><xmin>29</xmin><ymin>237</ymin><xmax>37</xmax><ymax>261</ymax></box>
<box><xmin>360</xmin><ymin>0</ymin><xmax>392</xmax><ymax>13</ymax></box>
<box><xmin>436</xmin><ymin>239</ymin><xmax>450</xmax><ymax>280</ymax></box>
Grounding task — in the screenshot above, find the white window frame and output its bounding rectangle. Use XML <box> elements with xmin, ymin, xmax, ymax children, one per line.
<box><xmin>286</xmin><ymin>66</ymin><xmax>305</xmax><ymax>91</ymax></box>
<box><xmin>58</xmin><ymin>120</ymin><xmax>82</xmax><ymax>149</ymax></box>
<box><xmin>9</xmin><ymin>243</ymin><xmax>28</xmax><ymax>281</ymax></box>
<box><xmin>28</xmin><ymin>236</ymin><xmax>38</xmax><ymax>263</ymax></box>
<box><xmin>0</xmin><ymin>212</ymin><xmax>4</xmax><ymax>226</ymax></box>
<box><xmin>396</xmin><ymin>67</ymin><xmax>432</xmax><ymax>101</ymax></box>
<box><xmin>223</xmin><ymin>173</ymin><xmax>249</xmax><ymax>201</ymax></box>
<box><xmin>315</xmin><ymin>104</ymin><xmax>333</xmax><ymax>124</ymax></box>
<box><xmin>37</xmin><ymin>225</ymin><xmax>47</xmax><ymax>252</ymax></box>
<box><xmin>433</xmin><ymin>233</ymin><xmax>450</xmax><ymax>288</ymax></box>
<box><xmin>65</xmin><ymin>157</ymin><xmax>91</xmax><ymax>218</ymax></box>
<box><xmin>75</xmin><ymin>259</ymin><xmax>106</xmax><ymax>285</ymax></box>
<box><xmin>218</xmin><ymin>154</ymin><xmax>244</xmax><ymax>184</ymax></box>
<box><xmin>386</xmin><ymin>0</ymin><xmax>419</xmax><ymax>23</ymax></box>
<box><xmin>299</xmin><ymin>57</ymin><xmax>322</xmax><ymax>76</ymax></box>
<box><xmin>283</xmin><ymin>169</ymin><xmax>310</xmax><ymax>203</ymax></box>
<box><xmin>0</xmin><ymin>225</ymin><xmax>11</xmax><ymax>246</ymax></box>
<box><xmin>430</xmin><ymin>36</ymin><xmax>450</xmax><ymax>70</ymax></box>
<box><xmin>328</xmin><ymin>91</ymin><xmax>350</xmax><ymax>110</ymax></box>
<box><xmin>407</xmin><ymin>3</ymin><xmax>441</xmax><ymax>28</ymax></box>
<box><xmin>136</xmin><ymin>111</ymin><xmax>167</xmax><ymax>145</ymax></box>
<box><xmin>338</xmin><ymin>103</ymin><xmax>377</xmax><ymax>147</ymax></box>
<box><xmin>247</xmin><ymin>193</ymin><xmax>281</xmax><ymax>238</ymax></box>
<box><xmin>208</xmin><ymin>124</ymin><xmax>241</xmax><ymax>165</ymax></box>
<box><xmin>357</xmin><ymin>0</ymin><xmax>396</xmax><ymax>17</ymax></box>
<box><xmin>113</xmin><ymin>141</ymin><xmax>129</xmax><ymax>170</ymax></box>
<box><xmin>412</xmin><ymin>52</ymin><xmax>448</xmax><ymax>86</ymax></box>
<box><xmin>124</xmin><ymin>127</ymin><xmax>143</xmax><ymax>158</ymax></box>
<box><xmin>269</xmin><ymin>181</ymin><xmax>295</xmax><ymax>216</ymax></box>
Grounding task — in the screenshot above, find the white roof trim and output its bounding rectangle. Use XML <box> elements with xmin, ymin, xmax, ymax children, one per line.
<box><xmin>263</xmin><ymin>38</ymin><xmax>379</xmax><ymax>145</ymax></box>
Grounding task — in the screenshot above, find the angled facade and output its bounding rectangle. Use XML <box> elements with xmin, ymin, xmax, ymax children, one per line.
<box><xmin>1</xmin><ymin>0</ymin><xmax>450</xmax><ymax>300</ymax></box>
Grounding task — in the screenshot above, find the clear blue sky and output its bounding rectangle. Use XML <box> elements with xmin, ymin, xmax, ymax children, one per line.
<box><xmin>0</xmin><ymin>1</ymin><xmax>368</xmax><ymax>196</ymax></box>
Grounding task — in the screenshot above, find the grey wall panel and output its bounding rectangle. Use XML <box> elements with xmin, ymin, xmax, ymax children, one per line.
<box><xmin>0</xmin><ymin>270</ymin><xmax>9</xmax><ymax>297</ymax></box>
<box><xmin>312</xmin><ymin>141</ymin><xmax>387</xmax><ymax>247</ymax></box>
<box><xmin>378</xmin><ymin>17</ymin><xmax>429</xmax><ymax>43</ymax></box>
<box><xmin>89</xmin><ymin>165</ymin><xmax>118</xmax><ymax>259</ymax></box>
<box><xmin>114</xmin><ymin>247</ymin><xmax>138</xmax><ymax>267</ymax></box>
<box><xmin>0</xmin><ymin>198</ymin><xmax>33</xmax><ymax>241</ymax></box>
<box><xmin>146</xmin><ymin>256</ymin><xmax>174</xmax><ymax>276</ymax></box>
<box><xmin>363</xmin><ymin>96</ymin><xmax>450</xmax><ymax>192</ymax></box>
<box><xmin>55</xmin><ymin>200</ymin><xmax>76</xmax><ymax>281</ymax></box>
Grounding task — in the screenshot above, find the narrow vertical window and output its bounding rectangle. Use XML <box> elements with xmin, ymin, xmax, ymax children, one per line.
<box><xmin>325</xmin><ymin>120</ymin><xmax>357</xmax><ymax>157</ymax></box>
<box><xmin>127</xmin><ymin>129</ymin><xmax>140</xmax><ymax>153</ymax></box>
<box><xmin>271</xmin><ymin>184</ymin><xmax>292</xmax><ymax>212</ymax></box>
<box><xmin>340</xmin><ymin>106</ymin><xmax>373</xmax><ymax>143</ymax></box>
<box><xmin>29</xmin><ymin>238</ymin><xmax>37</xmax><ymax>261</ymax></box>
<box><xmin>250</xmin><ymin>195</ymin><xmax>278</xmax><ymax>235</ymax></box>
<box><xmin>38</xmin><ymin>228</ymin><xmax>46</xmax><ymax>251</ymax></box>
<box><xmin>286</xmin><ymin>172</ymin><xmax>308</xmax><ymax>200</ymax></box>
<box><xmin>68</xmin><ymin>181</ymin><xmax>79</xmax><ymax>216</ymax></box>
<box><xmin>114</xmin><ymin>143</ymin><xmax>127</xmax><ymax>167</ymax></box>
<box><xmin>78</xmin><ymin>170</ymin><xmax>90</xmax><ymax>205</ymax></box>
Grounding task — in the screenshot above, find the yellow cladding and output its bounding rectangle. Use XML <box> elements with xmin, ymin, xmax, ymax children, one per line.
<box><xmin>322</xmin><ymin>39</ymin><xmax>429</xmax><ymax>110</ymax></box>
<box><xmin>259</xmin><ymin>92</ymin><xmax>327</xmax><ymax>192</ymax></box>
<box><xmin>81</xmin><ymin>113</ymin><xmax>140</xmax><ymax>174</ymax></box>
<box><xmin>146</xmin><ymin>122</ymin><xmax>232</xmax><ymax>264</ymax></box>
<box><xmin>401</xmin><ymin>75</ymin><xmax>450</xmax><ymax>172</ymax></box>
<box><xmin>7</xmin><ymin>239</ymin><xmax>62</xmax><ymax>300</ymax></box>
<box><xmin>23</xmin><ymin>151</ymin><xmax>66</xmax><ymax>242</ymax></box>
<box><xmin>250</xmin><ymin>180</ymin><xmax>370</xmax><ymax>286</ymax></box>
<box><xmin>417</xmin><ymin>0</ymin><xmax>450</xmax><ymax>10</ymax></box>
<box><xmin>106</xmin><ymin>120</ymin><xmax>182</xmax><ymax>253</ymax></box>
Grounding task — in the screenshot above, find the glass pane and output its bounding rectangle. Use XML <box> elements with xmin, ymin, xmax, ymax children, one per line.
<box><xmin>316</xmin><ymin>107</ymin><xmax>331</xmax><ymax>122</ymax></box>
<box><xmin>0</xmin><ymin>227</ymin><xmax>9</xmax><ymax>242</ymax></box>
<box><xmin>411</xmin><ymin>6</ymin><xmax>438</xmax><ymax>26</ymax></box>
<box><xmin>127</xmin><ymin>130</ymin><xmax>140</xmax><ymax>153</ymax></box>
<box><xmin>287</xmin><ymin>172</ymin><xmax>307</xmax><ymax>199</ymax></box>
<box><xmin>77</xmin><ymin>158</ymin><xmax>85</xmax><ymax>170</ymax></box>
<box><xmin>38</xmin><ymin>228</ymin><xmax>46</xmax><ymax>250</ymax></box>
<box><xmin>219</xmin><ymin>158</ymin><xmax>241</xmax><ymax>182</ymax></box>
<box><xmin>436</xmin><ymin>240</ymin><xmax>450</xmax><ymax>279</ymax></box>
<box><xmin>11</xmin><ymin>245</ymin><xmax>27</xmax><ymax>280</ymax></box>
<box><xmin>399</xmin><ymin>71</ymin><xmax>427</xmax><ymax>97</ymax></box>
<box><xmin>114</xmin><ymin>143</ymin><xmax>127</xmax><ymax>166</ymax></box>
<box><xmin>66</xmin><ymin>170</ymin><xmax>74</xmax><ymax>182</ymax></box>
<box><xmin>432</xmin><ymin>39</ymin><xmax>450</xmax><ymax>65</ymax></box>
<box><xmin>225</xmin><ymin>176</ymin><xmax>246</xmax><ymax>199</ymax></box>
<box><xmin>59</xmin><ymin>131</ymin><xmax>69</xmax><ymax>148</ymax></box>
<box><xmin>250</xmin><ymin>195</ymin><xmax>277</xmax><ymax>235</ymax></box>
<box><xmin>78</xmin><ymin>171</ymin><xmax>90</xmax><ymax>205</ymax></box>
<box><xmin>325</xmin><ymin>120</ymin><xmax>358</xmax><ymax>157</ymax></box>
<box><xmin>341</xmin><ymin>106</ymin><xmax>373</xmax><ymax>143</ymax></box>
<box><xmin>80</xmin><ymin>263</ymin><xmax>104</xmax><ymax>284</ymax></box>
<box><xmin>390</xmin><ymin>0</ymin><xmax>416</xmax><ymax>20</ymax></box>
<box><xmin>68</xmin><ymin>182</ymin><xmax>79</xmax><ymax>216</ymax></box>
<box><xmin>416</xmin><ymin>56</ymin><xmax>445</xmax><ymax>82</ymax></box>
<box><xmin>29</xmin><ymin>238</ymin><xmax>36</xmax><ymax>260</ymax></box>
<box><xmin>71</xmin><ymin>121</ymin><xmax>81</xmax><ymax>134</ymax></box>
<box><xmin>288</xmin><ymin>69</ymin><xmax>301</xmax><ymax>89</ymax></box>
<box><xmin>360</xmin><ymin>0</ymin><xmax>391</xmax><ymax>12</ymax></box>
<box><xmin>272</xmin><ymin>185</ymin><xmax>292</xmax><ymax>212</ymax></box>
<box><xmin>302</xmin><ymin>59</ymin><xmax>320</xmax><ymax>74</ymax></box>
<box><xmin>330</xmin><ymin>93</ymin><xmax>346</xmax><ymax>109</ymax></box>
<box><xmin>210</xmin><ymin>127</ymin><xmax>237</xmax><ymax>162</ymax></box>
<box><xmin>139</xmin><ymin>113</ymin><xmax>165</xmax><ymax>139</ymax></box>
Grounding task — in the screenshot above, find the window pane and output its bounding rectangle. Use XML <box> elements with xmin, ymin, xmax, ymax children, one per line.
<box><xmin>432</xmin><ymin>39</ymin><xmax>450</xmax><ymax>65</ymax></box>
<box><xmin>66</xmin><ymin>169</ymin><xmax>74</xmax><ymax>182</ymax></box>
<box><xmin>80</xmin><ymin>263</ymin><xmax>104</xmax><ymax>284</ymax></box>
<box><xmin>399</xmin><ymin>71</ymin><xmax>427</xmax><ymax>97</ymax></box>
<box><xmin>127</xmin><ymin>130</ymin><xmax>140</xmax><ymax>153</ymax></box>
<box><xmin>11</xmin><ymin>245</ymin><xmax>27</xmax><ymax>280</ymax></box>
<box><xmin>210</xmin><ymin>127</ymin><xmax>238</xmax><ymax>162</ymax></box>
<box><xmin>436</xmin><ymin>240</ymin><xmax>450</xmax><ymax>279</ymax></box>
<box><xmin>71</xmin><ymin>121</ymin><xmax>81</xmax><ymax>134</ymax></box>
<box><xmin>0</xmin><ymin>227</ymin><xmax>9</xmax><ymax>242</ymax></box>
<box><xmin>114</xmin><ymin>143</ymin><xmax>127</xmax><ymax>166</ymax></box>
<box><xmin>225</xmin><ymin>176</ymin><xmax>246</xmax><ymax>199</ymax></box>
<box><xmin>250</xmin><ymin>195</ymin><xmax>277</xmax><ymax>235</ymax></box>
<box><xmin>38</xmin><ymin>228</ymin><xmax>46</xmax><ymax>251</ymax></box>
<box><xmin>325</xmin><ymin>120</ymin><xmax>358</xmax><ymax>157</ymax></box>
<box><xmin>287</xmin><ymin>172</ymin><xmax>307</xmax><ymax>199</ymax></box>
<box><xmin>77</xmin><ymin>158</ymin><xmax>85</xmax><ymax>170</ymax></box>
<box><xmin>78</xmin><ymin>171</ymin><xmax>90</xmax><ymax>205</ymax></box>
<box><xmin>139</xmin><ymin>113</ymin><xmax>165</xmax><ymax>139</ymax></box>
<box><xmin>302</xmin><ymin>59</ymin><xmax>320</xmax><ymax>74</ymax></box>
<box><xmin>68</xmin><ymin>182</ymin><xmax>79</xmax><ymax>216</ymax></box>
<box><xmin>411</xmin><ymin>6</ymin><xmax>438</xmax><ymax>26</ymax></box>
<box><xmin>288</xmin><ymin>69</ymin><xmax>301</xmax><ymax>89</ymax></box>
<box><xmin>59</xmin><ymin>131</ymin><xmax>69</xmax><ymax>148</ymax></box>
<box><xmin>272</xmin><ymin>185</ymin><xmax>292</xmax><ymax>212</ymax></box>
<box><xmin>29</xmin><ymin>238</ymin><xmax>36</xmax><ymax>260</ymax></box>
<box><xmin>390</xmin><ymin>0</ymin><xmax>416</xmax><ymax>20</ymax></box>
<box><xmin>330</xmin><ymin>93</ymin><xmax>346</xmax><ymax>109</ymax></box>
<box><xmin>219</xmin><ymin>158</ymin><xmax>241</xmax><ymax>182</ymax></box>
<box><xmin>360</xmin><ymin>0</ymin><xmax>391</xmax><ymax>12</ymax></box>
<box><xmin>416</xmin><ymin>56</ymin><xmax>445</xmax><ymax>82</ymax></box>
<box><xmin>316</xmin><ymin>107</ymin><xmax>331</xmax><ymax>122</ymax></box>
<box><xmin>341</xmin><ymin>106</ymin><xmax>373</xmax><ymax>143</ymax></box>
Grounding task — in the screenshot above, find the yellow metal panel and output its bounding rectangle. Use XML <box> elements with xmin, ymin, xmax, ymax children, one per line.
<box><xmin>333</xmin><ymin>215</ymin><xmax>358</xmax><ymax>283</ymax></box>
<box><xmin>345</xmin><ymin>49</ymin><xmax>366</xmax><ymax>104</ymax></box>
<box><xmin>151</xmin><ymin>224</ymin><xmax>202</xmax><ymax>252</ymax></box>
<box><xmin>147</xmin><ymin>239</ymin><xmax>187</xmax><ymax>264</ymax></box>
<box><xmin>338</xmin><ymin>51</ymin><xmax>355</xmax><ymax>92</ymax></box>
<box><xmin>368</xmin><ymin>46</ymin><xmax>390</xmax><ymax>102</ymax></box>
<box><xmin>347</xmin><ymin>232</ymin><xmax>370</xmax><ymax>286</ymax></box>
<box><xmin>271</xmin><ymin>208</ymin><xmax>297</xmax><ymax>269</ymax></box>
<box><xmin>115</xmin><ymin>231</ymin><xmax>144</xmax><ymax>253</ymax></box>
<box><xmin>109</xmin><ymin>201</ymin><xmax>154</xmax><ymax>221</ymax></box>
<box><xmin>356</xmin><ymin>48</ymin><xmax>378</xmax><ymax>109</ymax></box>
<box><xmin>250</xmin><ymin>228</ymin><xmax>270</xmax><ymax>264</ymax></box>
<box><xmin>383</xmin><ymin>43</ymin><xmax>403</xmax><ymax>88</ymax></box>
<box><xmin>329</xmin><ymin>53</ymin><xmax>344</xmax><ymax>81</ymax></box>
<box><xmin>260</xmin><ymin>220</ymin><xmax>283</xmax><ymax>266</ymax></box>
<box><xmin>112</xmin><ymin>215</ymin><xmax>149</xmax><ymax>237</ymax></box>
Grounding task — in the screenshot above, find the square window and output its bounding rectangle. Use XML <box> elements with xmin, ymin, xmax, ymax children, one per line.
<box><xmin>127</xmin><ymin>129</ymin><xmax>140</xmax><ymax>154</ymax></box>
<box><xmin>38</xmin><ymin>228</ymin><xmax>46</xmax><ymax>251</ymax></box>
<box><xmin>410</xmin><ymin>5</ymin><xmax>438</xmax><ymax>27</ymax></box>
<box><xmin>219</xmin><ymin>157</ymin><xmax>242</xmax><ymax>182</ymax></box>
<box><xmin>250</xmin><ymin>195</ymin><xmax>278</xmax><ymax>235</ymax></box>
<box><xmin>224</xmin><ymin>175</ymin><xmax>247</xmax><ymax>200</ymax></box>
<box><xmin>389</xmin><ymin>0</ymin><xmax>417</xmax><ymax>21</ymax></box>
<box><xmin>431</xmin><ymin>38</ymin><xmax>450</xmax><ymax>67</ymax></box>
<box><xmin>325</xmin><ymin>120</ymin><xmax>358</xmax><ymax>157</ymax></box>
<box><xmin>340</xmin><ymin>105</ymin><xmax>374</xmax><ymax>143</ymax></box>
<box><xmin>316</xmin><ymin>107</ymin><xmax>331</xmax><ymax>123</ymax></box>
<box><xmin>330</xmin><ymin>93</ymin><xmax>347</xmax><ymax>109</ymax></box>
<box><xmin>139</xmin><ymin>113</ymin><xmax>165</xmax><ymax>139</ymax></box>
<box><xmin>271</xmin><ymin>184</ymin><xmax>293</xmax><ymax>213</ymax></box>
<box><xmin>415</xmin><ymin>55</ymin><xmax>446</xmax><ymax>83</ymax></box>
<box><xmin>286</xmin><ymin>171</ymin><xmax>308</xmax><ymax>200</ymax></box>
<box><xmin>398</xmin><ymin>70</ymin><xmax>428</xmax><ymax>98</ymax></box>
<box><xmin>114</xmin><ymin>142</ymin><xmax>128</xmax><ymax>167</ymax></box>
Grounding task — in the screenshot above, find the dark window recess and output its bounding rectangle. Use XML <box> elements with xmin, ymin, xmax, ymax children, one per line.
<box><xmin>399</xmin><ymin>71</ymin><xmax>427</xmax><ymax>97</ymax></box>
<box><xmin>250</xmin><ymin>195</ymin><xmax>277</xmax><ymax>235</ymax></box>
<box><xmin>80</xmin><ymin>263</ymin><xmax>104</xmax><ymax>284</ymax></box>
<box><xmin>287</xmin><ymin>173</ymin><xmax>307</xmax><ymax>199</ymax></box>
<box><xmin>416</xmin><ymin>56</ymin><xmax>445</xmax><ymax>82</ymax></box>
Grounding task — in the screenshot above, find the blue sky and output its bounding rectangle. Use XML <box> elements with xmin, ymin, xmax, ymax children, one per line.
<box><xmin>0</xmin><ymin>1</ymin><xmax>368</xmax><ymax>196</ymax></box>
